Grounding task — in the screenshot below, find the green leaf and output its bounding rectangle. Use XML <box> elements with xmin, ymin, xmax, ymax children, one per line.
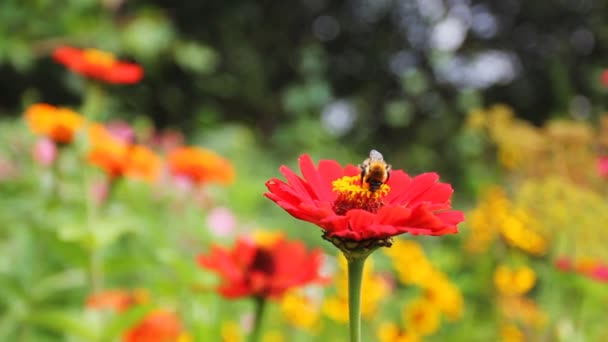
<box><xmin>26</xmin><ymin>310</ymin><xmax>98</xmax><ymax>341</ymax></box>
<box><xmin>30</xmin><ymin>268</ymin><xmax>87</xmax><ymax>302</ymax></box>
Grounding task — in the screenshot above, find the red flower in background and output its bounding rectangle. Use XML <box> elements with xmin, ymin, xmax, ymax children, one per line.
<box><xmin>86</xmin><ymin>289</ymin><xmax>148</xmax><ymax>312</ymax></box>
<box><xmin>601</xmin><ymin>70</ymin><xmax>608</xmax><ymax>88</ymax></box>
<box><xmin>87</xmin><ymin>124</ymin><xmax>161</xmax><ymax>182</ymax></box>
<box><xmin>265</xmin><ymin>154</ymin><xmax>463</xmax><ymax>245</ymax></box>
<box><xmin>123</xmin><ymin>310</ymin><xmax>184</xmax><ymax>342</ymax></box>
<box><xmin>53</xmin><ymin>46</ymin><xmax>143</xmax><ymax>84</ymax></box>
<box><xmin>197</xmin><ymin>235</ymin><xmax>325</xmax><ymax>300</ymax></box>
<box><xmin>167</xmin><ymin>147</ymin><xmax>234</xmax><ymax>186</ymax></box>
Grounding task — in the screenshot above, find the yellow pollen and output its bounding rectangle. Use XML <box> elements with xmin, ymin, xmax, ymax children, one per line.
<box><xmin>332</xmin><ymin>175</ymin><xmax>390</xmax><ymax>199</ymax></box>
<box><xmin>331</xmin><ymin>175</ymin><xmax>389</xmax><ymax>215</ymax></box>
<box><xmin>83</xmin><ymin>49</ymin><xmax>117</xmax><ymax>67</ymax></box>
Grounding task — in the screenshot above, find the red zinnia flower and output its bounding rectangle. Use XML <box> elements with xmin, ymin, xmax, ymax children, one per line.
<box><xmin>265</xmin><ymin>153</ymin><xmax>463</xmax><ymax>251</ymax></box>
<box><xmin>86</xmin><ymin>289</ymin><xmax>149</xmax><ymax>312</ymax></box>
<box><xmin>601</xmin><ymin>70</ymin><xmax>608</xmax><ymax>88</ymax></box>
<box><xmin>197</xmin><ymin>234</ymin><xmax>325</xmax><ymax>300</ymax></box>
<box><xmin>53</xmin><ymin>46</ymin><xmax>143</xmax><ymax>84</ymax></box>
<box><xmin>123</xmin><ymin>309</ymin><xmax>185</xmax><ymax>342</ymax></box>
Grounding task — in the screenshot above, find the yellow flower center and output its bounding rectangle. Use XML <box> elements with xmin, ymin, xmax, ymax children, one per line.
<box><xmin>331</xmin><ymin>175</ymin><xmax>390</xmax><ymax>215</ymax></box>
<box><xmin>83</xmin><ymin>49</ymin><xmax>117</xmax><ymax>67</ymax></box>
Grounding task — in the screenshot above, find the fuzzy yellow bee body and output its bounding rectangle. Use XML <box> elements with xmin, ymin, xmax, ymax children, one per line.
<box><xmin>359</xmin><ymin>149</ymin><xmax>391</xmax><ymax>192</ymax></box>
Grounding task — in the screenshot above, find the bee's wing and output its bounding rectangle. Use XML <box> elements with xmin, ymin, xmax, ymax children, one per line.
<box><xmin>369</xmin><ymin>149</ymin><xmax>384</xmax><ymax>161</ymax></box>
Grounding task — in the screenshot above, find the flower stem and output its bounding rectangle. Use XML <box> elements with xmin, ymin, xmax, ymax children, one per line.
<box><xmin>81</xmin><ymin>81</ymin><xmax>105</xmax><ymax>121</ymax></box>
<box><xmin>249</xmin><ymin>296</ymin><xmax>267</xmax><ymax>342</ymax></box>
<box><xmin>347</xmin><ymin>255</ymin><xmax>367</xmax><ymax>342</ymax></box>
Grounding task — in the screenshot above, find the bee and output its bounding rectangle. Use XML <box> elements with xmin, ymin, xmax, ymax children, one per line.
<box><xmin>359</xmin><ymin>149</ymin><xmax>391</xmax><ymax>192</ymax></box>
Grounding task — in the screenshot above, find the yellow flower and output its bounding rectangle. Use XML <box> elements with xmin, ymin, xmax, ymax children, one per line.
<box><xmin>280</xmin><ymin>289</ymin><xmax>320</xmax><ymax>331</ymax></box>
<box><xmin>423</xmin><ymin>272</ymin><xmax>464</xmax><ymax>321</ymax></box>
<box><xmin>377</xmin><ymin>322</ymin><xmax>420</xmax><ymax>342</ymax></box>
<box><xmin>403</xmin><ymin>299</ymin><xmax>441</xmax><ymax>337</ymax></box>
<box><xmin>465</xmin><ymin>108</ymin><xmax>487</xmax><ymax>131</ymax></box>
<box><xmin>384</xmin><ymin>239</ymin><xmax>434</xmax><ymax>285</ymax></box>
<box><xmin>499</xmin><ymin>210</ymin><xmax>547</xmax><ymax>256</ymax></box>
<box><xmin>262</xmin><ymin>331</ymin><xmax>284</xmax><ymax>342</ymax></box>
<box><xmin>464</xmin><ymin>187</ymin><xmax>508</xmax><ymax>254</ymax></box>
<box><xmin>253</xmin><ymin>230</ymin><xmax>284</xmax><ymax>247</ymax></box>
<box><xmin>494</xmin><ymin>265</ymin><xmax>536</xmax><ymax>297</ymax></box>
<box><xmin>499</xmin><ymin>297</ymin><xmax>547</xmax><ymax>328</ymax></box>
<box><xmin>500</xmin><ymin>323</ymin><xmax>524</xmax><ymax>342</ymax></box>
<box><xmin>323</xmin><ymin>254</ymin><xmax>389</xmax><ymax>323</ymax></box>
<box><xmin>221</xmin><ymin>321</ymin><xmax>243</xmax><ymax>342</ymax></box>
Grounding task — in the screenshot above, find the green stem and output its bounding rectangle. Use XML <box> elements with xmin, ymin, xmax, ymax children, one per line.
<box><xmin>249</xmin><ymin>296</ymin><xmax>267</xmax><ymax>342</ymax></box>
<box><xmin>81</xmin><ymin>81</ymin><xmax>105</xmax><ymax>121</ymax></box>
<box><xmin>347</xmin><ymin>255</ymin><xmax>367</xmax><ymax>342</ymax></box>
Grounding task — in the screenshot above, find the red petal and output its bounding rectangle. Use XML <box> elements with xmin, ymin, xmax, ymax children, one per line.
<box><xmin>387</xmin><ymin>172</ymin><xmax>439</xmax><ymax>205</ymax></box>
<box><xmin>299</xmin><ymin>154</ymin><xmax>333</xmax><ymax>201</ymax></box>
<box><xmin>105</xmin><ymin>62</ymin><xmax>144</xmax><ymax>84</ymax></box>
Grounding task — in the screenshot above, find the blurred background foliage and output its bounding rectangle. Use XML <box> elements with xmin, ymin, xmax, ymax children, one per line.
<box><xmin>3</xmin><ymin>0</ymin><xmax>608</xmax><ymax>194</ymax></box>
<box><xmin>2</xmin><ymin>1</ymin><xmax>608</xmax><ymax>341</ymax></box>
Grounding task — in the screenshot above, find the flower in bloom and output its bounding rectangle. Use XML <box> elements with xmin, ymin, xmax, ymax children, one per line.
<box><xmin>87</xmin><ymin>124</ymin><xmax>161</xmax><ymax>182</ymax></box>
<box><xmin>206</xmin><ymin>206</ymin><xmax>237</xmax><ymax>237</ymax></box>
<box><xmin>123</xmin><ymin>309</ymin><xmax>190</xmax><ymax>342</ymax></box>
<box><xmin>422</xmin><ymin>272</ymin><xmax>464</xmax><ymax>321</ymax></box>
<box><xmin>168</xmin><ymin>147</ymin><xmax>234</xmax><ymax>186</ymax></box>
<box><xmin>465</xmin><ymin>187</ymin><xmax>547</xmax><ymax>256</ymax></box>
<box><xmin>377</xmin><ymin>323</ymin><xmax>420</xmax><ymax>342</ymax></box>
<box><xmin>403</xmin><ymin>299</ymin><xmax>441</xmax><ymax>337</ymax></box>
<box><xmin>498</xmin><ymin>296</ymin><xmax>547</xmax><ymax>328</ymax></box>
<box><xmin>221</xmin><ymin>321</ymin><xmax>243</xmax><ymax>342</ymax></box>
<box><xmin>597</xmin><ymin>156</ymin><xmax>608</xmax><ymax>178</ymax></box>
<box><xmin>25</xmin><ymin>103</ymin><xmax>85</xmax><ymax>144</ymax></box>
<box><xmin>601</xmin><ymin>70</ymin><xmax>608</xmax><ymax>88</ymax></box>
<box><xmin>494</xmin><ymin>265</ymin><xmax>536</xmax><ymax>297</ymax></box>
<box><xmin>501</xmin><ymin>323</ymin><xmax>524</xmax><ymax>342</ymax></box>
<box><xmin>53</xmin><ymin>46</ymin><xmax>143</xmax><ymax>84</ymax></box>
<box><xmin>279</xmin><ymin>289</ymin><xmax>322</xmax><ymax>331</ymax></box>
<box><xmin>265</xmin><ymin>154</ymin><xmax>463</xmax><ymax>253</ymax></box>
<box><xmin>32</xmin><ymin>138</ymin><xmax>57</xmax><ymax>166</ymax></box>
<box><xmin>262</xmin><ymin>331</ymin><xmax>285</xmax><ymax>342</ymax></box>
<box><xmin>323</xmin><ymin>254</ymin><xmax>390</xmax><ymax>323</ymax></box>
<box><xmin>555</xmin><ymin>256</ymin><xmax>608</xmax><ymax>283</ymax></box>
<box><xmin>196</xmin><ymin>233</ymin><xmax>324</xmax><ymax>299</ymax></box>
<box><xmin>86</xmin><ymin>289</ymin><xmax>149</xmax><ymax>312</ymax></box>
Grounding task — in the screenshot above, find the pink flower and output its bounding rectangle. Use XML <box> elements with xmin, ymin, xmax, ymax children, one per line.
<box><xmin>590</xmin><ymin>265</ymin><xmax>608</xmax><ymax>282</ymax></box>
<box><xmin>33</xmin><ymin>138</ymin><xmax>57</xmax><ymax>167</ymax></box>
<box><xmin>207</xmin><ymin>207</ymin><xmax>237</xmax><ymax>237</ymax></box>
<box><xmin>106</xmin><ymin>120</ymin><xmax>136</xmax><ymax>144</ymax></box>
<box><xmin>597</xmin><ymin>156</ymin><xmax>608</xmax><ymax>178</ymax></box>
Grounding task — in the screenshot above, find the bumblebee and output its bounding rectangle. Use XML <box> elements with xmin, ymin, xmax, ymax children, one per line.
<box><xmin>359</xmin><ymin>149</ymin><xmax>391</xmax><ymax>192</ymax></box>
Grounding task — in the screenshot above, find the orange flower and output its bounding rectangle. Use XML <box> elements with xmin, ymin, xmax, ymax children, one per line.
<box><xmin>87</xmin><ymin>124</ymin><xmax>161</xmax><ymax>182</ymax></box>
<box><xmin>167</xmin><ymin>147</ymin><xmax>234</xmax><ymax>185</ymax></box>
<box><xmin>24</xmin><ymin>103</ymin><xmax>84</xmax><ymax>143</ymax></box>
<box><xmin>53</xmin><ymin>46</ymin><xmax>143</xmax><ymax>84</ymax></box>
<box><xmin>86</xmin><ymin>289</ymin><xmax>149</xmax><ymax>312</ymax></box>
<box><xmin>123</xmin><ymin>310</ymin><xmax>185</xmax><ymax>342</ymax></box>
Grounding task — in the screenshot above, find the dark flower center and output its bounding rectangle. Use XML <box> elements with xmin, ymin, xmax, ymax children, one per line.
<box><xmin>249</xmin><ymin>248</ymin><xmax>275</xmax><ymax>275</ymax></box>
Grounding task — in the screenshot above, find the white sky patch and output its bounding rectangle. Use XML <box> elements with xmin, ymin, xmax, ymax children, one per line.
<box><xmin>431</xmin><ymin>16</ymin><xmax>468</xmax><ymax>52</ymax></box>
<box><xmin>436</xmin><ymin>50</ymin><xmax>520</xmax><ymax>89</ymax></box>
<box><xmin>321</xmin><ymin>100</ymin><xmax>358</xmax><ymax>137</ymax></box>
